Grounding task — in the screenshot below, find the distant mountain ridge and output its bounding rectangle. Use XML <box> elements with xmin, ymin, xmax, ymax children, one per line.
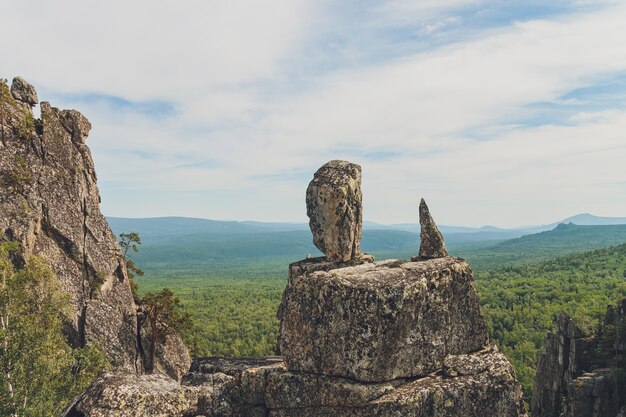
<box><xmin>107</xmin><ymin>213</ymin><xmax>626</xmax><ymax>243</ymax></box>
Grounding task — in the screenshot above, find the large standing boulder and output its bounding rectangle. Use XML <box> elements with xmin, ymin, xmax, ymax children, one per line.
<box><xmin>278</xmin><ymin>257</ymin><xmax>489</xmax><ymax>381</ymax></box>
<box><xmin>306</xmin><ymin>160</ymin><xmax>363</xmax><ymax>261</ymax></box>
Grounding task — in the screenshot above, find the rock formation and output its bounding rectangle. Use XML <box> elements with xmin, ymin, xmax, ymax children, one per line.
<box><xmin>532</xmin><ymin>301</ymin><xmax>626</xmax><ymax>417</ymax></box>
<box><xmin>10</xmin><ymin>76</ymin><xmax>38</xmax><ymax>107</ymax></box>
<box><xmin>0</xmin><ymin>77</ymin><xmax>188</xmax><ymax>378</ymax></box>
<box><xmin>416</xmin><ymin>198</ymin><xmax>448</xmax><ymax>259</ymax></box>
<box><xmin>61</xmin><ymin>370</ymin><xmax>239</xmax><ymax>417</ymax></box>
<box><xmin>278</xmin><ymin>257</ymin><xmax>489</xmax><ymax>381</ymax></box>
<box><xmin>62</xmin><ymin>138</ymin><xmax>527</xmax><ymax>415</ymax></box>
<box><xmin>66</xmin><ymin>346</ymin><xmax>526</xmax><ymax>417</ymax></box>
<box><xmin>306</xmin><ymin>160</ymin><xmax>363</xmax><ymax>261</ymax></box>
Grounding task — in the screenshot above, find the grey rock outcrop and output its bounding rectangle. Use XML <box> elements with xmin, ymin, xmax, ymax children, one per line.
<box><xmin>61</xmin><ymin>371</ymin><xmax>239</xmax><ymax>417</ymax></box>
<box><xmin>10</xmin><ymin>76</ymin><xmax>38</xmax><ymax>107</ymax></box>
<box><xmin>533</xmin><ymin>300</ymin><xmax>626</xmax><ymax>417</ymax></box>
<box><xmin>306</xmin><ymin>160</ymin><xmax>362</xmax><ymax>261</ymax></box>
<box><xmin>417</xmin><ymin>198</ymin><xmax>448</xmax><ymax>259</ymax></box>
<box><xmin>66</xmin><ymin>351</ymin><xmax>526</xmax><ymax>417</ymax></box>
<box><xmin>278</xmin><ymin>257</ymin><xmax>489</xmax><ymax>381</ymax></box>
<box><xmin>0</xmin><ymin>77</ymin><xmax>189</xmax><ymax>378</ymax></box>
<box><xmin>0</xmin><ymin>78</ymin><xmax>139</xmax><ymax>370</ymax></box>
<box><xmin>266</xmin><ymin>346</ymin><xmax>525</xmax><ymax>417</ymax></box>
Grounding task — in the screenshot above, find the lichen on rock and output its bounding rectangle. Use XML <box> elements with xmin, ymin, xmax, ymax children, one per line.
<box><xmin>416</xmin><ymin>198</ymin><xmax>448</xmax><ymax>260</ymax></box>
<box><xmin>278</xmin><ymin>256</ymin><xmax>489</xmax><ymax>381</ymax></box>
<box><xmin>0</xmin><ymin>76</ymin><xmax>189</xmax><ymax>379</ymax></box>
<box><xmin>306</xmin><ymin>160</ymin><xmax>363</xmax><ymax>261</ymax></box>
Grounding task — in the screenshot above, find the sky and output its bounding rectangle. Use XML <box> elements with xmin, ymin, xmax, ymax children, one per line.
<box><xmin>2</xmin><ymin>0</ymin><xmax>626</xmax><ymax>227</ymax></box>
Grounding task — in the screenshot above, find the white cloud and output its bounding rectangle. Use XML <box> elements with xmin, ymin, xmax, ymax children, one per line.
<box><xmin>2</xmin><ymin>0</ymin><xmax>316</xmax><ymax>100</ymax></box>
<box><xmin>2</xmin><ymin>1</ymin><xmax>626</xmax><ymax>225</ymax></box>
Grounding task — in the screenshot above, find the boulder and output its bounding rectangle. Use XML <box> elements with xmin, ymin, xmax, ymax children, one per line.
<box><xmin>188</xmin><ymin>357</ymin><xmax>286</xmax><ymax>417</ymax></box>
<box><xmin>278</xmin><ymin>257</ymin><xmax>489</xmax><ymax>381</ymax></box>
<box><xmin>61</xmin><ymin>371</ymin><xmax>239</xmax><ymax>417</ymax></box>
<box><xmin>417</xmin><ymin>198</ymin><xmax>448</xmax><ymax>259</ymax></box>
<box><xmin>306</xmin><ymin>160</ymin><xmax>363</xmax><ymax>261</ymax></box>
<box><xmin>10</xmin><ymin>76</ymin><xmax>38</xmax><ymax>106</ymax></box>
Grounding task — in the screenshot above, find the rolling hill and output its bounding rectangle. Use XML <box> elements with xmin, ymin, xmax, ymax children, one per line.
<box><xmin>108</xmin><ymin>216</ymin><xmax>626</xmax><ymax>278</ymax></box>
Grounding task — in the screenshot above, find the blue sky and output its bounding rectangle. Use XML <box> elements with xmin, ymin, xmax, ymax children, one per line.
<box><xmin>3</xmin><ymin>0</ymin><xmax>626</xmax><ymax>227</ymax></box>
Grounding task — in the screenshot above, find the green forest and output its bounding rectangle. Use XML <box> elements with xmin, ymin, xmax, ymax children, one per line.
<box><xmin>131</xmin><ymin>224</ymin><xmax>626</xmax><ymax>402</ymax></box>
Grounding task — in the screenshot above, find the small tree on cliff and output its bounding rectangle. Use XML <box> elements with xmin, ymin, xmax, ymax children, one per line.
<box><xmin>118</xmin><ymin>232</ymin><xmax>144</xmax><ymax>303</ymax></box>
<box><xmin>141</xmin><ymin>288</ymin><xmax>192</xmax><ymax>373</ymax></box>
<box><xmin>0</xmin><ymin>243</ymin><xmax>109</xmax><ymax>417</ymax></box>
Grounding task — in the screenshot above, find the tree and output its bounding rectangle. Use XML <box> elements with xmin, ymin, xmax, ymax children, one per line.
<box><xmin>141</xmin><ymin>288</ymin><xmax>192</xmax><ymax>373</ymax></box>
<box><xmin>118</xmin><ymin>232</ymin><xmax>144</xmax><ymax>303</ymax></box>
<box><xmin>0</xmin><ymin>243</ymin><xmax>109</xmax><ymax>416</ymax></box>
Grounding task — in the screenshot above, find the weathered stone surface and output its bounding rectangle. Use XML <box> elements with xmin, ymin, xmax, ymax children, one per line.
<box><xmin>61</xmin><ymin>371</ymin><xmax>239</xmax><ymax>417</ymax></box>
<box><xmin>266</xmin><ymin>371</ymin><xmax>403</xmax><ymax>409</ymax></box>
<box><xmin>0</xmin><ymin>79</ymin><xmax>140</xmax><ymax>371</ymax></box>
<box><xmin>267</xmin><ymin>347</ymin><xmax>526</xmax><ymax>417</ymax></box>
<box><xmin>287</xmin><ymin>254</ymin><xmax>375</xmax><ymax>278</ymax></box>
<box><xmin>10</xmin><ymin>76</ymin><xmax>38</xmax><ymax>106</ymax></box>
<box><xmin>278</xmin><ymin>257</ymin><xmax>489</xmax><ymax>381</ymax></box>
<box><xmin>138</xmin><ymin>310</ymin><xmax>192</xmax><ymax>382</ymax></box>
<box><xmin>306</xmin><ymin>160</ymin><xmax>362</xmax><ymax>261</ymax></box>
<box><xmin>67</xmin><ymin>350</ymin><xmax>526</xmax><ymax>416</ymax></box>
<box><xmin>416</xmin><ymin>198</ymin><xmax>448</xmax><ymax>260</ymax></box>
<box><xmin>190</xmin><ymin>356</ymin><xmax>284</xmax><ymax>376</ymax></box>
<box><xmin>564</xmin><ymin>370</ymin><xmax>620</xmax><ymax>417</ymax></box>
<box><xmin>189</xmin><ymin>357</ymin><xmax>286</xmax><ymax>416</ymax></box>
<box><xmin>1</xmin><ymin>77</ymin><xmax>191</xmax><ymax>377</ymax></box>
<box><xmin>533</xmin><ymin>305</ymin><xmax>626</xmax><ymax>417</ymax></box>
<box><xmin>532</xmin><ymin>315</ymin><xmax>595</xmax><ymax>416</ymax></box>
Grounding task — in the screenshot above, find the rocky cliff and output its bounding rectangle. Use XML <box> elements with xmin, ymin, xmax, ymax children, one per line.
<box><xmin>0</xmin><ymin>77</ymin><xmax>189</xmax><ymax>378</ymax></box>
<box><xmin>65</xmin><ymin>160</ymin><xmax>527</xmax><ymax>416</ymax></box>
<box><xmin>532</xmin><ymin>300</ymin><xmax>626</xmax><ymax>417</ymax></box>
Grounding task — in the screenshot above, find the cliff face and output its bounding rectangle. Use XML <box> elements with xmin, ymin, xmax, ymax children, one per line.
<box><xmin>0</xmin><ymin>77</ymin><xmax>140</xmax><ymax>371</ymax></box>
<box><xmin>533</xmin><ymin>300</ymin><xmax>626</xmax><ymax>417</ymax></box>
<box><xmin>1</xmin><ymin>77</ymin><xmax>190</xmax><ymax>380</ymax></box>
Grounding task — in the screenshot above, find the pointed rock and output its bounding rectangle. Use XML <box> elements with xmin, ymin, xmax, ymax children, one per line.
<box><xmin>417</xmin><ymin>198</ymin><xmax>448</xmax><ymax>259</ymax></box>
